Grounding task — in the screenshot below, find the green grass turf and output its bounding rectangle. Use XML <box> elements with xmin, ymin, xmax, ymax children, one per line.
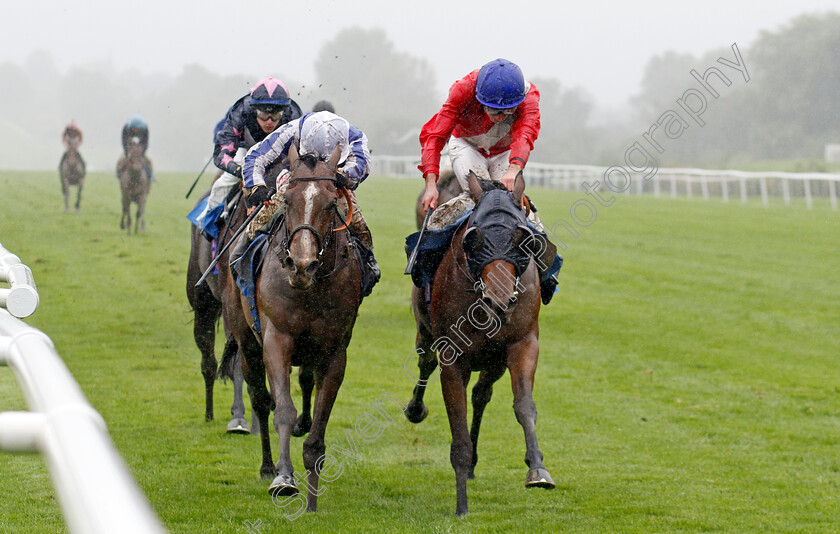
<box><xmin>0</xmin><ymin>169</ymin><xmax>838</xmax><ymax>533</ymax></box>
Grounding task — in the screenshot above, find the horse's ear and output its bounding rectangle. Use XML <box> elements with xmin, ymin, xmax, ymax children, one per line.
<box><xmin>327</xmin><ymin>143</ymin><xmax>342</xmax><ymax>172</ymax></box>
<box><xmin>467</xmin><ymin>171</ymin><xmax>483</xmax><ymax>203</ymax></box>
<box><xmin>462</xmin><ymin>226</ymin><xmax>483</xmax><ymax>254</ymax></box>
<box><xmin>288</xmin><ymin>141</ymin><xmax>300</xmax><ymax>167</ymax></box>
<box><xmin>512</xmin><ymin>170</ymin><xmax>526</xmax><ymax>209</ymax></box>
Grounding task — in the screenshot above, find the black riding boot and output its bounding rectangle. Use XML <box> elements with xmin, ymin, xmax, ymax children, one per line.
<box><xmin>229</xmin><ymin>233</ymin><xmax>251</xmax><ymax>271</ymax></box>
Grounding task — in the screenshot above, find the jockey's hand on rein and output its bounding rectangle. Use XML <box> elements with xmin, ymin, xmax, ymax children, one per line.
<box><xmin>246</xmin><ymin>185</ymin><xmax>271</xmax><ymax>209</ymax></box>
<box><xmin>334</xmin><ymin>170</ymin><xmax>351</xmax><ymax>189</ymax></box>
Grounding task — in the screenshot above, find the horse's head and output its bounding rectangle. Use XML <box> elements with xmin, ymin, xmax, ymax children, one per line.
<box><xmin>461</xmin><ymin>171</ymin><xmax>533</xmax><ymax>316</ymax></box>
<box><xmin>126</xmin><ymin>137</ymin><xmax>145</xmax><ymax>168</ymax></box>
<box><xmin>282</xmin><ymin>142</ymin><xmax>343</xmax><ymax>289</ymax></box>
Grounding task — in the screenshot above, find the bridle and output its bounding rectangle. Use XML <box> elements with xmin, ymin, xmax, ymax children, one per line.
<box><xmin>281</xmin><ymin>176</ymin><xmax>353</xmax><ymax>261</ymax></box>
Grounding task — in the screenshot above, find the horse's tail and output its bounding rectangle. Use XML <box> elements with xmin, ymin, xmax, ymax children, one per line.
<box><xmin>217</xmin><ymin>336</ymin><xmax>239</xmax><ymax>381</ymax></box>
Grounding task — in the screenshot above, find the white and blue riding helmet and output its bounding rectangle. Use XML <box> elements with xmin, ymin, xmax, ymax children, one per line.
<box><xmin>298</xmin><ymin>111</ymin><xmax>350</xmax><ymax>164</ymax></box>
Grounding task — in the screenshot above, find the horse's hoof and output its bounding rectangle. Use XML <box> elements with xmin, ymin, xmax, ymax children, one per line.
<box><xmin>525</xmin><ymin>468</ymin><xmax>556</xmax><ymax>489</ymax></box>
<box><xmin>405</xmin><ymin>402</ymin><xmax>428</xmax><ymax>424</ymax></box>
<box><xmin>226</xmin><ymin>417</ymin><xmax>250</xmax><ymax>434</ymax></box>
<box><xmin>291</xmin><ymin>415</ymin><xmax>311</xmax><ymax>437</ymax></box>
<box><xmin>268</xmin><ymin>474</ymin><xmax>299</xmax><ymax>497</ymax></box>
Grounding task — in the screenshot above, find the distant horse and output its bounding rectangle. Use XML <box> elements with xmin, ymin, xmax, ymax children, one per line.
<box><xmin>186</xmin><ymin>176</ymin><xmax>257</xmax><ymax>434</ymax></box>
<box><xmin>227</xmin><ymin>143</ymin><xmax>363</xmax><ymax>512</ymax></box>
<box><xmin>119</xmin><ymin>137</ymin><xmax>151</xmax><ymax>234</ymax></box>
<box><xmin>414</xmin><ymin>168</ymin><xmax>462</xmax><ymax>229</ymax></box>
<box><xmin>405</xmin><ymin>171</ymin><xmax>555</xmax><ymax>516</ymax></box>
<box><xmin>59</xmin><ymin>142</ymin><xmax>86</xmax><ymax>212</ymax></box>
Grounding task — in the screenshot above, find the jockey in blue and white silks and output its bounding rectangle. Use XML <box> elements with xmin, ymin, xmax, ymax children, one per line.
<box><xmin>240</xmin><ymin>111</ymin><xmax>374</xmax><ymax>248</ymax></box>
<box><xmin>243</xmin><ymin>111</ymin><xmax>370</xmax><ymax>192</ymax></box>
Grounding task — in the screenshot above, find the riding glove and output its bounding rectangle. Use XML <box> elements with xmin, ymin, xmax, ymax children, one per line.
<box><xmin>247</xmin><ymin>185</ymin><xmax>271</xmax><ymax>209</ymax></box>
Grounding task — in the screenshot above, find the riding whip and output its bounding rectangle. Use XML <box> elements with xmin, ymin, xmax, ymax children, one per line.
<box><xmin>194</xmin><ymin>200</ymin><xmax>266</xmax><ymax>287</ymax></box>
<box><xmin>185</xmin><ymin>155</ymin><xmax>214</xmax><ymax>199</ymax></box>
<box><xmin>405</xmin><ymin>207</ymin><xmax>434</xmax><ymax>275</ymax></box>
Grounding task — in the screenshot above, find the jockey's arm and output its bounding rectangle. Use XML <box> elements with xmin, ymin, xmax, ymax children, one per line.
<box><xmin>243</xmin><ymin>123</ymin><xmax>296</xmax><ymax>189</ymax></box>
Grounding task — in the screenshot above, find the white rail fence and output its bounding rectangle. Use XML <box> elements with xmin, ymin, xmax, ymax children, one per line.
<box><xmin>375</xmin><ymin>156</ymin><xmax>840</xmax><ymax>210</ymax></box>
<box><xmin>0</xmin><ymin>241</ymin><xmax>167</xmax><ymax>534</ymax></box>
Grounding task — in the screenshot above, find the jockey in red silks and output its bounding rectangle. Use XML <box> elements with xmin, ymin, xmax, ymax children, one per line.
<box><xmin>62</xmin><ymin>120</ymin><xmax>83</xmax><ymax>150</ymax></box>
<box><xmin>418</xmin><ymin>58</ymin><xmax>560</xmax><ymax>304</ymax></box>
<box><xmin>418</xmin><ymin>58</ymin><xmax>541</xmax><ymax>229</ymax></box>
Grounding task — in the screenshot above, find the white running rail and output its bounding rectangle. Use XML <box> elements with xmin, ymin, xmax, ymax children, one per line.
<box><xmin>0</xmin><ymin>241</ymin><xmax>167</xmax><ymax>534</ymax></box>
<box><xmin>374</xmin><ymin>156</ymin><xmax>840</xmax><ymax>210</ymax></box>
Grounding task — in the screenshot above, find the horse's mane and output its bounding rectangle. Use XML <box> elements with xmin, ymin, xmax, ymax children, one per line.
<box><xmin>478</xmin><ymin>180</ymin><xmax>507</xmax><ymax>192</ymax></box>
<box><xmin>297</xmin><ymin>153</ymin><xmax>322</xmax><ymax>170</ymax></box>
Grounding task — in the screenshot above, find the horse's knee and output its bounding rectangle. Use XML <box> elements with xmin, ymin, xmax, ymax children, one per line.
<box><xmin>450</xmin><ymin>437</ymin><xmax>472</xmax><ymax>471</ymax></box>
<box><xmin>471</xmin><ymin>383</ymin><xmax>493</xmax><ymax>408</ymax></box>
<box><xmin>302</xmin><ymin>437</ymin><xmax>325</xmax><ymax>469</ymax></box>
<box><xmin>512</xmin><ymin>396</ymin><xmax>537</xmax><ymax>425</ymax></box>
<box><xmin>273</xmin><ymin>402</ymin><xmax>296</xmax><ymax>427</ymax></box>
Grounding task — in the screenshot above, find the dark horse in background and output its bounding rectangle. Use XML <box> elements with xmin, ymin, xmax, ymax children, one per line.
<box><xmin>405</xmin><ymin>171</ymin><xmax>555</xmax><ymax>516</ymax></box>
<box><xmin>119</xmin><ymin>136</ymin><xmax>151</xmax><ymax>234</ymax></box>
<box><xmin>225</xmin><ymin>143</ymin><xmax>363</xmax><ymax>513</ymax></box>
<box><xmin>59</xmin><ymin>140</ymin><xmax>86</xmax><ymax>212</ymax></box>
<box><xmin>186</xmin><ymin>171</ymin><xmax>257</xmax><ymax>434</ymax></box>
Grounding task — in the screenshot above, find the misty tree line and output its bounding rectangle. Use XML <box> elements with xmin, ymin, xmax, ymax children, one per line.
<box><xmin>1</xmin><ymin>13</ymin><xmax>838</xmax><ymax>173</ymax></box>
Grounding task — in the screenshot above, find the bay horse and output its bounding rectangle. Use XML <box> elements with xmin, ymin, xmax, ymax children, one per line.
<box><xmin>405</xmin><ymin>171</ymin><xmax>555</xmax><ymax>516</ymax></box>
<box><xmin>119</xmin><ymin>137</ymin><xmax>151</xmax><ymax>234</ymax></box>
<box><xmin>227</xmin><ymin>143</ymin><xmax>363</xmax><ymax>513</ymax></box>
<box><xmin>186</xmin><ymin>176</ymin><xmax>257</xmax><ymax>434</ymax></box>
<box><xmin>59</xmin><ymin>142</ymin><xmax>86</xmax><ymax>212</ymax></box>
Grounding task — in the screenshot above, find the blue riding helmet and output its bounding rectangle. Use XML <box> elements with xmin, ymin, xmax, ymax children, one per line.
<box><xmin>127</xmin><ymin>114</ymin><xmax>146</xmax><ymax>129</ymax></box>
<box><xmin>475</xmin><ymin>59</ymin><xmax>526</xmax><ymax>109</ymax></box>
<box><xmin>250</xmin><ymin>77</ymin><xmax>291</xmax><ymax>106</ymax></box>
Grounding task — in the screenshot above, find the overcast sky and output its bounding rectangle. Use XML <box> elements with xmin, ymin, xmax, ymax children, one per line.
<box><xmin>4</xmin><ymin>0</ymin><xmax>838</xmax><ymax>109</ymax></box>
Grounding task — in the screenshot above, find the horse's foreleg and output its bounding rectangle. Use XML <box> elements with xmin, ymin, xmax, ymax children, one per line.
<box><xmin>135</xmin><ymin>198</ymin><xmax>145</xmax><ymax>233</ymax></box>
<box><xmin>468</xmin><ymin>365</ymin><xmax>506</xmax><ymax>479</ymax></box>
<box><xmin>226</xmin><ymin>350</ymin><xmax>251</xmax><ymax>434</ymax></box>
<box><xmin>507</xmin><ymin>335</ymin><xmax>555</xmax><ymax>490</ymax></box>
<box><xmin>121</xmin><ymin>194</ymin><xmax>130</xmax><ymax>232</ymax></box>
<box><xmin>440</xmin><ymin>363</ymin><xmax>472</xmax><ymax>516</ymax></box>
<box><xmin>240</xmin><ymin>336</ymin><xmax>274</xmax><ymax>477</ymax></box>
<box><xmin>302</xmin><ymin>347</ymin><xmax>347</xmax><ymax>513</ymax></box>
<box><xmin>61</xmin><ymin>178</ymin><xmax>70</xmax><ymax>212</ymax></box>
<box><xmin>406</xmin><ymin>290</ymin><xmax>437</xmax><ymax>424</ymax></box>
<box><xmin>262</xmin><ymin>322</ymin><xmax>297</xmax><ymax>495</ymax></box>
<box><xmin>194</xmin><ymin>299</ymin><xmax>221</xmax><ymax>422</ymax></box>
<box><xmin>75</xmin><ymin>182</ymin><xmax>83</xmax><ymax>211</ymax></box>
<box><xmin>292</xmin><ymin>367</ymin><xmax>314</xmax><ymax>437</ymax></box>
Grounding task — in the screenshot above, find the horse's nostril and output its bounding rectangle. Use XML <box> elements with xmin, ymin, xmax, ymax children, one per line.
<box><xmin>305</xmin><ymin>260</ymin><xmax>320</xmax><ymax>274</ymax></box>
<box><xmin>283</xmin><ymin>256</ymin><xmax>294</xmax><ymax>269</ymax></box>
